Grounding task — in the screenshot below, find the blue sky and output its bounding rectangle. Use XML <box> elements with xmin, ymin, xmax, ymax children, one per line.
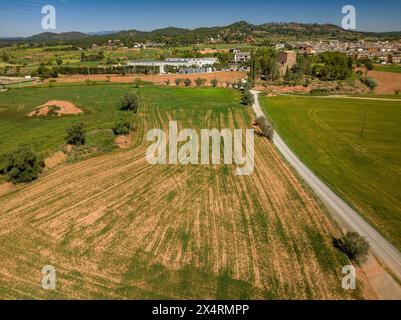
<box><xmin>1</xmin><ymin>0</ymin><xmax>401</xmax><ymax>37</ymax></box>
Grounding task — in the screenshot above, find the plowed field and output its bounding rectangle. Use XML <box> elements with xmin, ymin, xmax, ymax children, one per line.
<box><xmin>0</xmin><ymin>86</ymin><xmax>359</xmax><ymax>299</ymax></box>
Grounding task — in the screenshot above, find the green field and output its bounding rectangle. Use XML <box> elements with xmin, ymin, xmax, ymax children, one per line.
<box><xmin>374</xmin><ymin>64</ymin><xmax>401</xmax><ymax>73</ymax></box>
<box><xmin>350</xmin><ymin>94</ymin><xmax>401</xmax><ymax>100</ymax></box>
<box><xmin>261</xmin><ymin>95</ymin><xmax>401</xmax><ymax>250</ymax></box>
<box><xmin>0</xmin><ymin>85</ymin><xmax>358</xmax><ymax>299</ymax></box>
<box><xmin>0</xmin><ymin>83</ymin><xmax>136</xmax><ymax>158</ymax></box>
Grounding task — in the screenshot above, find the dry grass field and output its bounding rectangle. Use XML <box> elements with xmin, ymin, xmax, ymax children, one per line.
<box><xmin>0</xmin><ymin>86</ymin><xmax>360</xmax><ymax>299</ymax></box>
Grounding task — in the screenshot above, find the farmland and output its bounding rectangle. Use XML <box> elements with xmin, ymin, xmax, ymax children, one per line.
<box><xmin>261</xmin><ymin>95</ymin><xmax>401</xmax><ymax>250</ymax></box>
<box><xmin>0</xmin><ymin>83</ymin><xmax>133</xmax><ymax>157</ymax></box>
<box><xmin>0</xmin><ymin>85</ymin><xmax>359</xmax><ymax>299</ymax></box>
<box><xmin>373</xmin><ymin>64</ymin><xmax>401</xmax><ymax>74</ymax></box>
<box><xmin>366</xmin><ymin>70</ymin><xmax>401</xmax><ymax>94</ymax></box>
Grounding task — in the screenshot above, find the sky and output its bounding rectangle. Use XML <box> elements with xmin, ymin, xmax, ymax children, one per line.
<box><xmin>1</xmin><ymin>0</ymin><xmax>401</xmax><ymax>37</ymax></box>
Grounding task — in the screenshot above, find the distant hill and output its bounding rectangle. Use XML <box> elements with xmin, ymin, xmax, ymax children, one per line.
<box><xmin>26</xmin><ymin>32</ymin><xmax>89</xmax><ymax>41</ymax></box>
<box><xmin>5</xmin><ymin>21</ymin><xmax>401</xmax><ymax>45</ymax></box>
<box><xmin>86</xmin><ymin>31</ymin><xmax>120</xmax><ymax>36</ymax></box>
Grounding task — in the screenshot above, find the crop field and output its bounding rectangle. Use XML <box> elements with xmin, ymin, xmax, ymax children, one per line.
<box><xmin>0</xmin><ymin>83</ymin><xmax>137</xmax><ymax>174</ymax></box>
<box><xmin>0</xmin><ymin>85</ymin><xmax>359</xmax><ymax>299</ymax></box>
<box><xmin>261</xmin><ymin>95</ymin><xmax>401</xmax><ymax>250</ymax></box>
<box><xmin>373</xmin><ymin>64</ymin><xmax>401</xmax><ymax>74</ymax></box>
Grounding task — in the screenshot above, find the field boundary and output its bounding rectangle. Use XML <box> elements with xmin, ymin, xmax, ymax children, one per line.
<box><xmin>250</xmin><ymin>91</ymin><xmax>401</xmax><ymax>290</ymax></box>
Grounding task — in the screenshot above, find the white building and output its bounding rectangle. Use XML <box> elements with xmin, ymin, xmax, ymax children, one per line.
<box><xmin>127</xmin><ymin>58</ymin><xmax>219</xmax><ymax>74</ymax></box>
<box><xmin>234</xmin><ymin>52</ymin><xmax>251</xmax><ymax>63</ymax></box>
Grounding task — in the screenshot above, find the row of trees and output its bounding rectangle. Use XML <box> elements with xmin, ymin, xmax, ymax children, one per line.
<box><xmin>250</xmin><ymin>49</ymin><xmax>355</xmax><ymax>84</ymax></box>
<box><xmin>172</xmin><ymin>77</ymin><xmax>218</xmax><ymax>87</ymax></box>
<box><xmin>80</xmin><ymin>51</ymin><xmax>105</xmax><ymax>62</ymax></box>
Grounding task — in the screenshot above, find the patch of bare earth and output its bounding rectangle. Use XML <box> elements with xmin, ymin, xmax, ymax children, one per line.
<box><xmin>28</xmin><ymin>100</ymin><xmax>83</xmax><ymax>117</ymax></box>
<box><xmin>44</xmin><ymin>151</ymin><xmax>67</xmax><ymax>169</ymax></box>
<box><xmin>115</xmin><ymin>135</ymin><xmax>132</xmax><ymax>149</ymax></box>
<box><xmin>0</xmin><ymin>182</ymin><xmax>14</xmax><ymax>197</ymax></box>
<box><xmin>367</xmin><ymin>70</ymin><xmax>401</xmax><ymax>94</ymax></box>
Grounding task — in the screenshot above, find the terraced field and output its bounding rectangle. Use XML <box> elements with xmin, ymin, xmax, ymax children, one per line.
<box><xmin>0</xmin><ymin>86</ymin><xmax>359</xmax><ymax>299</ymax></box>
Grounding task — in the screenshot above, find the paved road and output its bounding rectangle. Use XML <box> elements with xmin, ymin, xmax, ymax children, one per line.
<box><xmin>250</xmin><ymin>90</ymin><xmax>401</xmax><ymax>285</ymax></box>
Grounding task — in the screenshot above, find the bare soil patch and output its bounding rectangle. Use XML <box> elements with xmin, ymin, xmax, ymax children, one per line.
<box><xmin>0</xmin><ymin>182</ymin><xmax>14</xmax><ymax>196</ymax></box>
<box><xmin>44</xmin><ymin>151</ymin><xmax>67</xmax><ymax>169</ymax></box>
<box><xmin>367</xmin><ymin>70</ymin><xmax>401</xmax><ymax>94</ymax></box>
<box><xmin>115</xmin><ymin>135</ymin><xmax>132</xmax><ymax>149</ymax></box>
<box><xmin>28</xmin><ymin>100</ymin><xmax>83</xmax><ymax>117</ymax></box>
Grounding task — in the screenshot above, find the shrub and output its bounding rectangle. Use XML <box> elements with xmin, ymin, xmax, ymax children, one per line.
<box><xmin>175</xmin><ymin>78</ymin><xmax>182</xmax><ymax>86</ymax></box>
<box><xmin>255</xmin><ymin>116</ymin><xmax>274</xmax><ymax>140</ymax></box>
<box><xmin>195</xmin><ymin>77</ymin><xmax>206</xmax><ymax>87</ymax></box>
<box><xmin>113</xmin><ymin>115</ymin><xmax>134</xmax><ymax>135</ymax></box>
<box><xmin>309</xmin><ymin>88</ymin><xmax>330</xmax><ymax>96</ymax></box>
<box><xmin>211</xmin><ymin>79</ymin><xmax>218</xmax><ymax>87</ymax></box>
<box><xmin>165</xmin><ymin>79</ymin><xmax>171</xmax><ymax>86</ymax></box>
<box><xmin>395</xmin><ymin>90</ymin><xmax>400</xmax><ymax>95</ymax></box>
<box><xmin>133</xmin><ymin>78</ymin><xmax>141</xmax><ymax>88</ymax></box>
<box><xmin>184</xmin><ymin>78</ymin><xmax>192</xmax><ymax>87</ymax></box>
<box><xmin>66</xmin><ymin>122</ymin><xmax>85</xmax><ymax>146</ymax></box>
<box><xmin>119</xmin><ymin>92</ymin><xmax>139</xmax><ymax>112</ymax></box>
<box><xmin>2</xmin><ymin>51</ymin><xmax>10</xmax><ymax>62</ymax></box>
<box><xmin>241</xmin><ymin>89</ymin><xmax>254</xmax><ymax>106</ymax></box>
<box><xmin>364</xmin><ymin>77</ymin><xmax>377</xmax><ymax>91</ymax></box>
<box><xmin>0</xmin><ymin>145</ymin><xmax>42</xmax><ymax>184</ymax></box>
<box><xmin>333</xmin><ymin>232</ymin><xmax>370</xmax><ymax>265</ymax></box>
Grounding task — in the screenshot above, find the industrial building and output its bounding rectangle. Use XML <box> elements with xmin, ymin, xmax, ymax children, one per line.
<box><xmin>127</xmin><ymin>57</ymin><xmax>219</xmax><ymax>74</ymax></box>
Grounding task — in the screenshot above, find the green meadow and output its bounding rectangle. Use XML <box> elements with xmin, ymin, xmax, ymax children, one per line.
<box><xmin>261</xmin><ymin>95</ymin><xmax>401</xmax><ymax>250</ymax></box>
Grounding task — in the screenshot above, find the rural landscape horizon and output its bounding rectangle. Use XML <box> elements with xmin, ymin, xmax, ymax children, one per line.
<box><xmin>0</xmin><ymin>0</ymin><xmax>401</xmax><ymax>310</ymax></box>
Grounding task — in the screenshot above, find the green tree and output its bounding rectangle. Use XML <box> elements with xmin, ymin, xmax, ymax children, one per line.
<box><xmin>0</xmin><ymin>145</ymin><xmax>42</xmax><ymax>184</ymax></box>
<box><xmin>334</xmin><ymin>232</ymin><xmax>370</xmax><ymax>265</ymax></box>
<box><xmin>119</xmin><ymin>92</ymin><xmax>139</xmax><ymax>112</ymax></box>
<box><xmin>56</xmin><ymin>57</ymin><xmax>63</xmax><ymax>66</ymax></box>
<box><xmin>312</xmin><ymin>52</ymin><xmax>352</xmax><ymax>80</ymax></box>
<box><xmin>66</xmin><ymin>123</ymin><xmax>85</xmax><ymax>146</ymax></box>
<box><xmin>184</xmin><ymin>78</ymin><xmax>192</xmax><ymax>87</ymax></box>
<box><xmin>2</xmin><ymin>51</ymin><xmax>10</xmax><ymax>62</ymax></box>
<box><xmin>195</xmin><ymin>77</ymin><xmax>206</xmax><ymax>87</ymax></box>
<box><xmin>175</xmin><ymin>78</ymin><xmax>182</xmax><ymax>86</ymax></box>
<box><xmin>255</xmin><ymin>116</ymin><xmax>274</xmax><ymax>140</ymax></box>
<box><xmin>241</xmin><ymin>90</ymin><xmax>254</xmax><ymax>106</ymax></box>
<box><xmin>133</xmin><ymin>78</ymin><xmax>141</xmax><ymax>88</ymax></box>
<box><xmin>113</xmin><ymin>115</ymin><xmax>134</xmax><ymax>135</ymax></box>
<box><xmin>364</xmin><ymin>77</ymin><xmax>377</xmax><ymax>91</ymax></box>
<box><xmin>211</xmin><ymin>79</ymin><xmax>218</xmax><ymax>87</ymax></box>
<box><xmin>284</xmin><ymin>67</ymin><xmax>292</xmax><ymax>83</ymax></box>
